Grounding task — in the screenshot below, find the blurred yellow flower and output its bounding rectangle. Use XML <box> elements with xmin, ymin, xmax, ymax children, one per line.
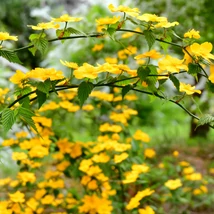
<box><xmin>139</xmin><ymin>206</ymin><xmax>155</xmax><ymax>214</ymax></box>
<box><xmin>87</xmin><ymin>179</ymin><xmax>98</xmax><ymax>190</ymax></box>
<box><xmin>60</xmin><ymin>60</ymin><xmax>78</xmax><ymax>69</ymax></box>
<box><xmin>99</xmin><ymin>123</ymin><xmax>123</xmax><ymax>133</ymax></box>
<box><xmin>9</xmin><ymin>70</ymin><xmax>27</xmax><ymax>85</ymax></box>
<box><xmin>158</xmin><ymin>55</ymin><xmax>188</xmax><ymax>73</ymax></box>
<box><xmin>28</xmin><ymin>145</ymin><xmax>49</xmax><ymax>158</ymax></box>
<box><xmin>133</xmin><ymin>130</ymin><xmax>150</xmax><ymax>142</ymax></box>
<box><xmin>27</xmin><ymin>22</ymin><xmax>59</xmax><ymax>30</ymax></box>
<box><xmin>0</xmin><ymin>32</ymin><xmax>18</xmax><ymax>41</ymax></box>
<box><xmin>135</xmin><ymin>49</ymin><xmax>162</xmax><ymax>59</ymax></box>
<box><xmin>52</xmin><ymin>14</ymin><xmax>82</xmax><ymax>22</ymax></box>
<box><xmin>92</xmin><ymin>152</ymin><xmax>110</xmax><ymax>163</ymax></box>
<box><xmin>144</xmin><ymin>148</ymin><xmax>156</xmax><ymax>158</ymax></box>
<box><xmin>108</xmin><ymin>4</ymin><xmax>140</xmax><ymax>17</ymax></box>
<box><xmin>185</xmin><ymin>172</ymin><xmax>202</xmax><ymax>181</ymax></box>
<box><xmin>17</xmin><ymin>172</ymin><xmax>36</xmax><ymax>186</ymax></box>
<box><xmin>57</xmin><ymin>160</ymin><xmax>70</xmax><ymax>171</ymax></box>
<box><xmin>26</xmin><ymin>197</ymin><xmax>39</xmax><ymax>211</ymax></box>
<box><xmin>70</xmin><ymin>143</ymin><xmax>82</xmax><ymax>158</ymax></box>
<box><xmin>92</xmin><ymin>43</ymin><xmax>104</xmax><ymax>52</ymax></box>
<box><xmin>96</xmin><ymin>16</ymin><xmax>121</xmax><ymax>25</ymax></box>
<box><xmin>114</xmin><ymin>152</ymin><xmax>129</xmax><ymax>163</ymax></box>
<box><xmin>41</xmin><ymin>195</ymin><xmax>55</xmax><ymax>205</ymax></box>
<box><xmin>105</xmin><ymin>57</ymin><xmax>118</xmax><ymax>64</ymax></box>
<box><xmin>179</xmin><ymin>82</ymin><xmax>201</xmax><ymax>95</ymax></box>
<box><xmin>12</xmin><ymin>152</ymin><xmax>28</xmax><ymax>161</ymax></box>
<box><xmin>73</xmin><ymin>63</ymin><xmax>99</xmax><ymax>79</ymax></box>
<box><xmin>184</xmin><ymin>29</ymin><xmax>200</xmax><ymax>39</ymax></box>
<box><xmin>9</xmin><ymin>191</ymin><xmax>25</xmax><ymax>203</ymax></box>
<box><xmin>164</xmin><ymin>178</ymin><xmax>182</xmax><ymax>190</ymax></box>
<box><xmin>154</xmin><ymin>21</ymin><xmax>179</xmax><ymax>28</ymax></box>
<box><xmin>137</xmin><ymin>13</ymin><xmax>166</xmax><ymax>22</ymax></box>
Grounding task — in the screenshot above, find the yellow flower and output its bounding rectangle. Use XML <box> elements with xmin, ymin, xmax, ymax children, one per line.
<box><xmin>139</xmin><ymin>206</ymin><xmax>155</xmax><ymax>214</ymax></box>
<box><xmin>87</xmin><ymin>165</ymin><xmax>102</xmax><ymax>176</ymax></box>
<box><xmin>108</xmin><ymin>4</ymin><xmax>140</xmax><ymax>17</ymax></box>
<box><xmin>172</xmin><ymin>150</ymin><xmax>179</xmax><ymax>157</ymax></box>
<box><xmin>41</xmin><ymin>195</ymin><xmax>55</xmax><ymax>205</ymax></box>
<box><xmin>60</xmin><ymin>59</ymin><xmax>78</xmax><ymax>69</ymax></box>
<box><xmin>182</xmin><ymin>167</ymin><xmax>195</xmax><ymax>175</ymax></box>
<box><xmin>133</xmin><ymin>130</ymin><xmax>150</xmax><ymax>142</ymax></box>
<box><xmin>9</xmin><ymin>70</ymin><xmax>27</xmax><ymax>85</ymax></box>
<box><xmin>79</xmin><ymin>159</ymin><xmax>93</xmax><ymax>172</ymax></box>
<box><xmin>27</xmin><ymin>21</ymin><xmax>60</xmax><ymax>30</ymax></box>
<box><xmin>144</xmin><ymin>148</ymin><xmax>156</xmax><ymax>158</ymax></box>
<box><xmin>164</xmin><ymin>178</ymin><xmax>182</xmax><ymax>190</ymax></box>
<box><xmin>184</xmin><ymin>29</ymin><xmax>200</xmax><ymax>39</ymax></box>
<box><xmin>87</xmin><ymin>179</ymin><xmax>98</xmax><ymax>190</ymax></box>
<box><xmin>9</xmin><ymin>191</ymin><xmax>25</xmax><ymax>203</ymax></box>
<box><xmin>34</xmin><ymin>189</ymin><xmax>46</xmax><ymax>200</ymax></box>
<box><xmin>126</xmin><ymin>188</ymin><xmax>154</xmax><ymax>210</ymax></box>
<box><xmin>82</xmin><ymin>104</ymin><xmax>94</xmax><ymax>111</ymax></box>
<box><xmin>154</xmin><ymin>21</ymin><xmax>179</xmax><ymax>28</ymax></box>
<box><xmin>96</xmin><ymin>16</ymin><xmax>121</xmax><ymax>25</ymax></box>
<box><xmin>208</xmin><ymin>64</ymin><xmax>214</xmax><ymax>83</ymax></box>
<box><xmin>73</xmin><ymin>63</ymin><xmax>99</xmax><ymax>79</ymax></box>
<box><xmin>114</xmin><ymin>152</ymin><xmax>129</xmax><ymax>163</ymax></box>
<box><xmin>28</xmin><ymin>145</ymin><xmax>49</xmax><ymax>158</ymax></box>
<box><xmin>105</xmin><ymin>57</ymin><xmax>118</xmax><ymax>64</ymax></box>
<box><xmin>132</xmin><ymin>164</ymin><xmax>149</xmax><ymax>173</ymax></box>
<box><xmin>52</xmin><ymin>14</ymin><xmax>82</xmax><ymax>22</ymax></box>
<box><xmin>12</xmin><ymin>152</ymin><xmax>28</xmax><ymax>161</ymax></box>
<box><xmin>56</xmin><ymin>160</ymin><xmax>70</xmax><ymax>171</ymax></box>
<box><xmin>123</xmin><ymin>171</ymin><xmax>139</xmax><ymax>184</ymax></box>
<box><xmin>137</xmin><ymin>13</ymin><xmax>167</xmax><ymax>22</ymax></box>
<box><xmin>26</xmin><ymin>198</ymin><xmax>39</xmax><ymax>211</ymax></box>
<box><xmin>92</xmin><ymin>43</ymin><xmax>104</xmax><ymax>52</ymax></box>
<box><xmin>135</xmin><ymin>49</ymin><xmax>162</xmax><ymax>60</ymax></box>
<box><xmin>179</xmin><ymin>82</ymin><xmax>201</xmax><ymax>95</ymax></box>
<box><xmin>122</xmin><ymin>27</ymin><xmax>142</xmax><ymax>39</ymax></box>
<box><xmin>99</xmin><ymin>123</ymin><xmax>123</xmax><ymax>133</ymax></box>
<box><xmin>0</xmin><ymin>32</ymin><xmax>18</xmax><ymax>41</ymax></box>
<box><xmin>185</xmin><ymin>172</ymin><xmax>202</xmax><ymax>181</ymax></box>
<box><xmin>17</xmin><ymin>172</ymin><xmax>36</xmax><ymax>186</ymax></box>
<box><xmin>33</xmin><ymin>116</ymin><xmax>52</xmax><ymax>127</ymax></box>
<box><xmin>81</xmin><ymin>175</ymin><xmax>91</xmax><ymax>186</ymax></box>
<box><xmin>92</xmin><ymin>152</ymin><xmax>110</xmax><ymax>163</ymax></box>
<box><xmin>70</xmin><ymin>143</ymin><xmax>82</xmax><ymax>158</ymax></box>
<box><xmin>158</xmin><ymin>55</ymin><xmax>188</xmax><ymax>72</ymax></box>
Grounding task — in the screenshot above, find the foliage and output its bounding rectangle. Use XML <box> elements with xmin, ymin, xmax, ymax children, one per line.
<box><xmin>0</xmin><ymin>3</ymin><xmax>214</xmax><ymax>214</ymax></box>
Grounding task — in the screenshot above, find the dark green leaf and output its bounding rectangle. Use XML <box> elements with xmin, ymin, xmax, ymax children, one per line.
<box><xmin>169</xmin><ymin>74</ymin><xmax>180</xmax><ymax>91</ymax></box>
<box><xmin>106</xmin><ymin>27</ymin><xmax>116</xmax><ymax>40</ymax></box>
<box><xmin>78</xmin><ymin>81</ymin><xmax>94</xmax><ymax>107</ymax></box>
<box><xmin>188</xmin><ymin>63</ymin><xmax>201</xmax><ymax>75</ymax></box>
<box><xmin>14</xmin><ymin>86</ymin><xmax>32</xmax><ymax>97</ymax></box>
<box><xmin>145</xmin><ymin>65</ymin><xmax>158</xmax><ymax>92</ymax></box>
<box><xmin>144</xmin><ymin>30</ymin><xmax>156</xmax><ymax>49</ymax></box>
<box><xmin>197</xmin><ymin>114</ymin><xmax>214</xmax><ymax>128</ymax></box>
<box><xmin>2</xmin><ymin>108</ymin><xmax>16</xmax><ymax>132</ymax></box>
<box><xmin>207</xmin><ymin>80</ymin><xmax>214</xmax><ymax>93</ymax></box>
<box><xmin>137</xmin><ymin>66</ymin><xmax>151</xmax><ymax>81</ymax></box>
<box><xmin>31</xmin><ymin>37</ymin><xmax>48</xmax><ymax>55</ymax></box>
<box><xmin>19</xmin><ymin>96</ymin><xmax>30</xmax><ymax>109</ymax></box>
<box><xmin>0</xmin><ymin>50</ymin><xmax>22</xmax><ymax>64</ymax></box>
<box><xmin>122</xmin><ymin>85</ymin><xmax>132</xmax><ymax>99</ymax></box>
<box><xmin>18</xmin><ymin>106</ymin><xmax>38</xmax><ymax>134</ymax></box>
<box><xmin>36</xmin><ymin>89</ymin><xmax>47</xmax><ymax>109</ymax></box>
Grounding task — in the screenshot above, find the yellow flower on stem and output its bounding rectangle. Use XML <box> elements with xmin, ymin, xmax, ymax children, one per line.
<box><xmin>52</xmin><ymin>14</ymin><xmax>82</xmax><ymax>22</ymax></box>
<box><xmin>154</xmin><ymin>21</ymin><xmax>179</xmax><ymax>28</ymax></box>
<box><xmin>133</xmin><ymin>130</ymin><xmax>150</xmax><ymax>142</ymax></box>
<box><xmin>27</xmin><ymin>21</ymin><xmax>60</xmax><ymax>30</ymax></box>
<box><xmin>135</xmin><ymin>49</ymin><xmax>162</xmax><ymax>60</ymax></box>
<box><xmin>73</xmin><ymin>63</ymin><xmax>99</xmax><ymax>79</ymax></box>
<box><xmin>164</xmin><ymin>178</ymin><xmax>182</xmax><ymax>190</ymax></box>
<box><xmin>184</xmin><ymin>29</ymin><xmax>200</xmax><ymax>39</ymax></box>
<box><xmin>9</xmin><ymin>191</ymin><xmax>25</xmax><ymax>203</ymax></box>
<box><xmin>108</xmin><ymin>4</ymin><xmax>140</xmax><ymax>17</ymax></box>
<box><xmin>12</xmin><ymin>152</ymin><xmax>28</xmax><ymax>161</ymax></box>
<box><xmin>17</xmin><ymin>172</ymin><xmax>36</xmax><ymax>186</ymax></box>
<box><xmin>144</xmin><ymin>148</ymin><xmax>156</xmax><ymax>158</ymax></box>
<box><xmin>0</xmin><ymin>32</ymin><xmax>18</xmax><ymax>41</ymax></box>
<box><xmin>137</xmin><ymin>13</ymin><xmax>167</xmax><ymax>22</ymax></box>
<box><xmin>179</xmin><ymin>82</ymin><xmax>201</xmax><ymax>95</ymax></box>
<box><xmin>9</xmin><ymin>70</ymin><xmax>27</xmax><ymax>85</ymax></box>
<box><xmin>158</xmin><ymin>55</ymin><xmax>188</xmax><ymax>73</ymax></box>
<box><xmin>96</xmin><ymin>16</ymin><xmax>121</xmax><ymax>25</ymax></box>
<box><xmin>60</xmin><ymin>59</ymin><xmax>78</xmax><ymax>69</ymax></box>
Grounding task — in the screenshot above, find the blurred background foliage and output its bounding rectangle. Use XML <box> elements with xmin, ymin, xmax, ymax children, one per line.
<box><xmin>1</xmin><ymin>0</ymin><xmax>214</xmax><ymax>144</ymax></box>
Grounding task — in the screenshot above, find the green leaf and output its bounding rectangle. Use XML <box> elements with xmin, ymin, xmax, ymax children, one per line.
<box><xmin>137</xmin><ymin>66</ymin><xmax>151</xmax><ymax>81</ymax></box>
<box><xmin>169</xmin><ymin>74</ymin><xmax>180</xmax><ymax>91</ymax></box>
<box><xmin>188</xmin><ymin>63</ymin><xmax>201</xmax><ymax>75</ymax></box>
<box><xmin>37</xmin><ymin>79</ymin><xmax>51</xmax><ymax>94</ymax></box>
<box><xmin>31</xmin><ymin>37</ymin><xmax>48</xmax><ymax>55</ymax></box>
<box><xmin>122</xmin><ymin>85</ymin><xmax>132</xmax><ymax>99</ymax></box>
<box><xmin>106</xmin><ymin>27</ymin><xmax>116</xmax><ymax>40</ymax></box>
<box><xmin>197</xmin><ymin>114</ymin><xmax>214</xmax><ymax>128</ymax></box>
<box><xmin>207</xmin><ymin>80</ymin><xmax>214</xmax><ymax>93</ymax></box>
<box><xmin>36</xmin><ymin>90</ymin><xmax>47</xmax><ymax>109</ymax></box>
<box><xmin>145</xmin><ymin>65</ymin><xmax>158</xmax><ymax>92</ymax></box>
<box><xmin>144</xmin><ymin>30</ymin><xmax>156</xmax><ymax>49</ymax></box>
<box><xmin>160</xmin><ymin>34</ymin><xmax>172</xmax><ymax>53</ymax></box>
<box><xmin>78</xmin><ymin>81</ymin><xmax>94</xmax><ymax>107</ymax></box>
<box><xmin>18</xmin><ymin>106</ymin><xmax>38</xmax><ymax>134</ymax></box>
<box><xmin>1</xmin><ymin>108</ymin><xmax>16</xmax><ymax>132</ymax></box>
<box><xmin>0</xmin><ymin>50</ymin><xmax>22</xmax><ymax>64</ymax></box>
<box><xmin>14</xmin><ymin>86</ymin><xmax>32</xmax><ymax>97</ymax></box>
<box><xmin>19</xmin><ymin>96</ymin><xmax>30</xmax><ymax>109</ymax></box>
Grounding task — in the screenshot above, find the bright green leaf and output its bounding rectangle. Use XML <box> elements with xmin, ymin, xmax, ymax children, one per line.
<box><xmin>78</xmin><ymin>81</ymin><xmax>94</xmax><ymax>107</ymax></box>
<box><xmin>36</xmin><ymin>89</ymin><xmax>47</xmax><ymax>109</ymax></box>
<box><xmin>197</xmin><ymin>114</ymin><xmax>214</xmax><ymax>128</ymax></box>
<box><xmin>188</xmin><ymin>63</ymin><xmax>201</xmax><ymax>75</ymax></box>
<box><xmin>0</xmin><ymin>50</ymin><xmax>22</xmax><ymax>64</ymax></box>
<box><xmin>137</xmin><ymin>66</ymin><xmax>151</xmax><ymax>81</ymax></box>
<box><xmin>122</xmin><ymin>85</ymin><xmax>132</xmax><ymax>99</ymax></box>
<box><xmin>31</xmin><ymin>37</ymin><xmax>48</xmax><ymax>55</ymax></box>
<box><xmin>1</xmin><ymin>108</ymin><xmax>16</xmax><ymax>132</ymax></box>
<box><xmin>169</xmin><ymin>74</ymin><xmax>180</xmax><ymax>91</ymax></box>
<box><xmin>144</xmin><ymin>30</ymin><xmax>156</xmax><ymax>49</ymax></box>
<box><xmin>37</xmin><ymin>79</ymin><xmax>51</xmax><ymax>94</ymax></box>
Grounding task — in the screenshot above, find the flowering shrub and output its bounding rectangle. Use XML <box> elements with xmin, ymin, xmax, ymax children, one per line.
<box><xmin>0</xmin><ymin>3</ymin><xmax>214</xmax><ymax>214</ymax></box>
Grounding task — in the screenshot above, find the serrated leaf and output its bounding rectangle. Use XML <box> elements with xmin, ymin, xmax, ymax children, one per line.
<box><xmin>188</xmin><ymin>63</ymin><xmax>201</xmax><ymax>74</ymax></box>
<box><xmin>144</xmin><ymin>30</ymin><xmax>156</xmax><ymax>49</ymax></box>
<box><xmin>122</xmin><ymin>85</ymin><xmax>132</xmax><ymax>99</ymax></box>
<box><xmin>14</xmin><ymin>86</ymin><xmax>32</xmax><ymax>97</ymax></box>
<box><xmin>137</xmin><ymin>66</ymin><xmax>151</xmax><ymax>81</ymax></box>
<box><xmin>169</xmin><ymin>74</ymin><xmax>180</xmax><ymax>91</ymax></box>
<box><xmin>1</xmin><ymin>108</ymin><xmax>16</xmax><ymax>132</ymax></box>
<box><xmin>37</xmin><ymin>79</ymin><xmax>51</xmax><ymax>94</ymax></box>
<box><xmin>31</xmin><ymin>38</ymin><xmax>48</xmax><ymax>55</ymax></box>
<box><xmin>144</xmin><ymin>65</ymin><xmax>158</xmax><ymax>92</ymax></box>
<box><xmin>36</xmin><ymin>89</ymin><xmax>47</xmax><ymax>109</ymax></box>
<box><xmin>197</xmin><ymin>114</ymin><xmax>214</xmax><ymax>128</ymax></box>
<box><xmin>0</xmin><ymin>50</ymin><xmax>22</xmax><ymax>64</ymax></box>
<box><xmin>78</xmin><ymin>81</ymin><xmax>94</xmax><ymax>107</ymax></box>
<box><xmin>18</xmin><ymin>106</ymin><xmax>38</xmax><ymax>134</ymax></box>
<box><xmin>19</xmin><ymin>96</ymin><xmax>30</xmax><ymax>109</ymax></box>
